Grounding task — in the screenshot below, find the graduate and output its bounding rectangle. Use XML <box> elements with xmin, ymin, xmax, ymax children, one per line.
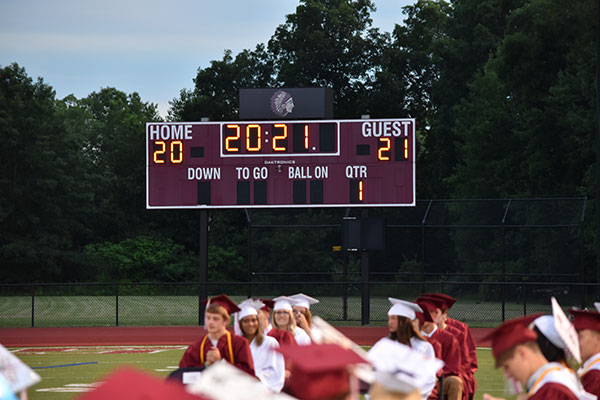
<box><xmin>570</xmin><ymin>309</ymin><xmax>600</xmax><ymax>396</ymax></box>
<box><xmin>482</xmin><ymin>314</ymin><xmax>595</xmax><ymax>400</ymax></box>
<box><xmin>272</xmin><ymin>296</ymin><xmax>311</xmax><ymax>346</ymax></box>
<box><xmin>290</xmin><ymin>293</ymin><xmax>319</xmax><ymax>337</ymax></box>
<box><xmin>367</xmin><ymin>336</ymin><xmax>445</xmax><ymax>400</ymax></box>
<box><xmin>235</xmin><ymin>299</ymin><xmax>286</xmax><ymax>393</ymax></box>
<box><xmin>421</xmin><ymin>293</ymin><xmax>478</xmax><ymax>396</ymax></box>
<box><xmin>260</xmin><ymin>299</ymin><xmax>298</xmax><ymax>347</ymax></box>
<box><xmin>179</xmin><ymin>294</ymin><xmax>255</xmax><ymax>376</ymax></box>
<box><xmin>416</xmin><ymin>297</ymin><xmax>465</xmax><ymax>400</ymax></box>
<box><xmin>370</xmin><ymin>298</ymin><xmax>437</xmax><ymax>399</ymax></box>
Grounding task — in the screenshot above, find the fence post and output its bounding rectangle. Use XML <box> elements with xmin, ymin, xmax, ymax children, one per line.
<box><xmin>522</xmin><ymin>281</ymin><xmax>527</xmax><ymax>316</ymax></box>
<box><xmin>115</xmin><ymin>284</ymin><xmax>119</xmax><ymax>327</ymax></box>
<box><xmin>31</xmin><ymin>285</ymin><xmax>35</xmax><ymax>328</ymax></box>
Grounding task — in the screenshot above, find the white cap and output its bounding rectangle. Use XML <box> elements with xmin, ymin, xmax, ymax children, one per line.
<box><xmin>534</xmin><ymin>315</ymin><xmax>567</xmax><ymax>350</ymax></box>
<box><xmin>273</xmin><ymin>296</ymin><xmax>296</xmax><ymax>311</ymax></box>
<box><xmin>238</xmin><ymin>299</ymin><xmax>263</xmax><ymax>320</ymax></box>
<box><xmin>0</xmin><ymin>344</ymin><xmax>41</xmax><ymax>393</ymax></box>
<box><xmin>387</xmin><ymin>298</ymin><xmax>422</xmax><ymax>320</ymax></box>
<box><xmin>290</xmin><ymin>293</ymin><xmax>319</xmax><ymax>310</ymax></box>
<box><xmin>186</xmin><ymin>360</ymin><xmax>298</xmax><ymax>400</ymax></box>
<box><xmin>234</xmin><ymin>299</ymin><xmax>264</xmax><ymax>336</ymax></box>
<box><xmin>367</xmin><ymin>338</ymin><xmax>444</xmax><ymax>394</ymax></box>
<box><xmin>594</xmin><ymin>302</ymin><xmax>600</xmax><ymax>313</ymax></box>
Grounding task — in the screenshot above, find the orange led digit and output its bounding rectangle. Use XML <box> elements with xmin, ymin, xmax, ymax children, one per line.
<box><xmin>225</xmin><ymin>124</ymin><xmax>240</xmax><ymax>152</ymax></box>
<box><xmin>246</xmin><ymin>124</ymin><xmax>261</xmax><ymax>152</ymax></box>
<box><xmin>171</xmin><ymin>141</ymin><xmax>183</xmax><ymax>163</ymax></box>
<box><xmin>304</xmin><ymin>124</ymin><xmax>309</xmax><ymax>149</ymax></box>
<box><xmin>378</xmin><ymin>138</ymin><xmax>391</xmax><ymax>161</ymax></box>
<box><xmin>359</xmin><ymin>180</ymin><xmax>364</xmax><ymax>202</ymax></box>
<box><xmin>153</xmin><ymin>141</ymin><xmax>166</xmax><ymax>164</ymax></box>
<box><xmin>273</xmin><ymin>124</ymin><xmax>288</xmax><ymax>151</ymax></box>
<box><xmin>404</xmin><ymin>138</ymin><xmax>409</xmax><ymax>160</ymax></box>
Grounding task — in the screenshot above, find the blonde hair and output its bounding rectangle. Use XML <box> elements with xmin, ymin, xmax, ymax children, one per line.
<box><xmin>206</xmin><ymin>304</ymin><xmax>230</xmax><ymax>324</ymax></box>
<box><xmin>272</xmin><ymin>309</ymin><xmax>297</xmax><ymax>335</ymax></box>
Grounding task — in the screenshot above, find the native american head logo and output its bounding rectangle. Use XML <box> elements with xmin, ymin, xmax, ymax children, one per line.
<box><xmin>270</xmin><ymin>90</ymin><xmax>295</xmax><ymax>117</ymax></box>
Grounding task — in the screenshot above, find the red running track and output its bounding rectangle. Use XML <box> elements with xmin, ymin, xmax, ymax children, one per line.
<box><xmin>0</xmin><ymin>327</ymin><xmax>494</xmax><ymax>347</ymax></box>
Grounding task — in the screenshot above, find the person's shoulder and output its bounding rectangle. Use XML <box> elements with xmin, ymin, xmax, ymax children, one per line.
<box><xmin>262</xmin><ymin>335</ymin><xmax>280</xmax><ymax>348</ymax></box>
<box><xmin>533</xmin><ymin>382</ymin><xmax>579</xmax><ymax>400</ymax></box>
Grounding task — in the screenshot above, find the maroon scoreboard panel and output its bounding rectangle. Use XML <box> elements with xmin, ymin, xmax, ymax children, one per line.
<box><xmin>146</xmin><ymin>118</ymin><xmax>415</xmax><ymax>209</ymax></box>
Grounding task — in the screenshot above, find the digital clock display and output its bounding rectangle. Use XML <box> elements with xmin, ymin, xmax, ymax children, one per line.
<box><xmin>146</xmin><ymin>118</ymin><xmax>415</xmax><ymax>208</ymax></box>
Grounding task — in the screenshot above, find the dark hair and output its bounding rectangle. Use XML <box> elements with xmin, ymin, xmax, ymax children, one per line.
<box><xmin>388</xmin><ymin>316</ymin><xmax>426</xmax><ymax>346</ymax></box>
<box><xmin>533</xmin><ymin>326</ymin><xmax>566</xmax><ymax>364</ymax></box>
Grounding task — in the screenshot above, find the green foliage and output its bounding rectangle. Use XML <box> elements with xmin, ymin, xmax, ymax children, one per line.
<box><xmin>83</xmin><ymin>235</ymin><xmax>197</xmax><ymax>282</ymax></box>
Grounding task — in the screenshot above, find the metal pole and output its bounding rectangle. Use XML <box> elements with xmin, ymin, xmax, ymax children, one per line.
<box><xmin>115</xmin><ymin>284</ymin><xmax>119</xmax><ymax>327</ymax></box>
<box><xmin>246</xmin><ymin>209</ymin><xmax>252</xmax><ymax>298</ymax></box>
<box><xmin>199</xmin><ymin>210</ymin><xmax>209</xmax><ymax>325</ymax></box>
<box><xmin>596</xmin><ymin>0</ymin><xmax>600</xmax><ymax>296</ymax></box>
<box><xmin>31</xmin><ymin>285</ymin><xmax>35</xmax><ymax>328</ymax></box>
<box><xmin>361</xmin><ymin>209</ymin><xmax>370</xmax><ymax>325</ymax></box>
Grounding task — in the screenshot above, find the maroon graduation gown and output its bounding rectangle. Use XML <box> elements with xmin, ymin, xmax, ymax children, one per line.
<box><xmin>179</xmin><ymin>331</ymin><xmax>255</xmax><ymax>376</ymax></box>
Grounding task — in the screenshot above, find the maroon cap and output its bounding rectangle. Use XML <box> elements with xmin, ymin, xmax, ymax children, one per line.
<box><xmin>570</xmin><ymin>309</ymin><xmax>600</xmax><ymax>332</ymax></box>
<box><xmin>277</xmin><ymin>344</ymin><xmax>368</xmax><ymax>400</ymax></box>
<box><xmin>202</xmin><ymin>294</ymin><xmax>241</xmax><ymax>315</ymax></box>
<box><xmin>421</xmin><ymin>293</ymin><xmax>456</xmax><ymax>310</ymax></box>
<box><xmin>260</xmin><ymin>298</ymin><xmax>275</xmax><ymax>314</ymax></box>
<box><xmin>415</xmin><ymin>302</ymin><xmax>434</xmax><ymax>323</ymax></box>
<box><xmin>482</xmin><ymin>314</ymin><xmax>542</xmax><ymax>360</ymax></box>
<box><xmin>416</xmin><ymin>296</ymin><xmax>445</xmax><ymax>312</ymax></box>
<box><xmin>77</xmin><ymin>367</ymin><xmax>208</xmax><ymax>400</ymax></box>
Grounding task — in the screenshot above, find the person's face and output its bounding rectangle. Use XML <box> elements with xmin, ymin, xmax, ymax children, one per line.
<box><xmin>241</xmin><ymin>315</ymin><xmax>259</xmax><ymax>337</ymax></box>
<box><xmin>205</xmin><ymin>312</ymin><xmax>228</xmax><ymax>335</ymax></box>
<box><xmin>388</xmin><ymin>315</ymin><xmax>398</xmax><ymax>332</ymax></box>
<box><xmin>430</xmin><ymin>308</ymin><xmax>443</xmax><ymax>326</ymax></box>
<box><xmin>578</xmin><ymin>329</ymin><xmax>600</xmax><ymax>363</ymax></box>
<box><xmin>499</xmin><ymin>347</ymin><xmax>531</xmax><ymax>386</ymax></box>
<box><xmin>292</xmin><ymin>306</ymin><xmax>306</xmax><ymax>321</ymax></box>
<box><xmin>274</xmin><ymin>309</ymin><xmax>290</xmax><ymax>327</ymax></box>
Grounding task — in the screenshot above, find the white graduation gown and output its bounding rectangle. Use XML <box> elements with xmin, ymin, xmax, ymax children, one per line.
<box><xmin>250</xmin><ymin>335</ymin><xmax>285</xmax><ymax>393</ymax></box>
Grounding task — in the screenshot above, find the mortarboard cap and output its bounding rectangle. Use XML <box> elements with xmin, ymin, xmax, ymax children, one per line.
<box><xmin>415</xmin><ymin>302</ymin><xmax>434</xmax><ymax>324</ymax></box>
<box><xmin>277</xmin><ymin>344</ymin><xmax>369</xmax><ymax>400</ymax></box>
<box><xmin>415</xmin><ymin>296</ymin><xmax>444</xmax><ymax>313</ymax></box>
<box><xmin>290</xmin><ymin>294</ymin><xmax>319</xmax><ymax>310</ymax></box>
<box><xmin>420</xmin><ymin>293</ymin><xmax>456</xmax><ymax>310</ymax></box>
<box><xmin>387</xmin><ymin>298</ymin><xmax>422</xmax><ymax>320</ymax></box>
<box><xmin>238</xmin><ymin>299</ymin><xmax>264</xmax><ymax>320</ymax></box>
<box><xmin>260</xmin><ymin>299</ymin><xmax>275</xmax><ymax>314</ymax></box>
<box><xmin>187</xmin><ymin>360</ymin><xmax>297</xmax><ymax>400</ymax></box>
<box><xmin>234</xmin><ymin>298</ymin><xmax>264</xmax><ymax>336</ymax></box>
<box><xmin>482</xmin><ymin>314</ymin><xmax>542</xmax><ymax>361</ymax></box>
<box><xmin>533</xmin><ymin>315</ymin><xmax>567</xmax><ymax>349</ymax></box>
<box><xmin>0</xmin><ymin>344</ymin><xmax>41</xmax><ymax>393</ymax></box>
<box><xmin>272</xmin><ymin>296</ymin><xmax>297</xmax><ymax>312</ymax></box>
<box><xmin>77</xmin><ymin>366</ymin><xmax>207</xmax><ymax>400</ymax></box>
<box><xmin>203</xmin><ymin>294</ymin><xmax>241</xmax><ymax>315</ymax></box>
<box><xmin>367</xmin><ymin>338</ymin><xmax>444</xmax><ymax>394</ymax></box>
<box><xmin>570</xmin><ymin>309</ymin><xmax>600</xmax><ymax>332</ymax></box>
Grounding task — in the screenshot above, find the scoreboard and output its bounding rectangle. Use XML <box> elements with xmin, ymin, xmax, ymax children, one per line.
<box><xmin>146</xmin><ymin>118</ymin><xmax>415</xmax><ymax>209</ymax></box>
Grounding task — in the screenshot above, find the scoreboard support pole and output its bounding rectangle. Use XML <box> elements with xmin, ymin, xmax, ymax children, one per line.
<box><xmin>198</xmin><ymin>210</ymin><xmax>209</xmax><ymax>326</ymax></box>
<box><xmin>360</xmin><ymin>209</ymin><xmax>370</xmax><ymax>326</ymax></box>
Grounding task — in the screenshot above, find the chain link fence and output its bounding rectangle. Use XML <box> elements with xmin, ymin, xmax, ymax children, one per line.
<box><xmin>1</xmin><ymin>280</ymin><xmax>597</xmax><ymax>328</ymax></box>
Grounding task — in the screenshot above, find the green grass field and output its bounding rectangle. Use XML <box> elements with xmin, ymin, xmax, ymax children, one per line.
<box><xmin>11</xmin><ymin>346</ymin><xmax>517</xmax><ymax>400</ymax></box>
<box><xmin>0</xmin><ymin>295</ymin><xmax>556</xmax><ymax>328</ymax></box>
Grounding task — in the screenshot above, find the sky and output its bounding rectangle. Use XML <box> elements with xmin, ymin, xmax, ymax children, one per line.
<box><xmin>0</xmin><ymin>0</ymin><xmax>413</xmax><ymax>118</ymax></box>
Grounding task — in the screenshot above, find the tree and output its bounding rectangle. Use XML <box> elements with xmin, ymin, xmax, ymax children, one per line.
<box><xmin>0</xmin><ymin>63</ymin><xmax>89</xmax><ymax>282</ymax></box>
<box><xmin>268</xmin><ymin>0</ymin><xmax>381</xmax><ymax>117</ymax></box>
